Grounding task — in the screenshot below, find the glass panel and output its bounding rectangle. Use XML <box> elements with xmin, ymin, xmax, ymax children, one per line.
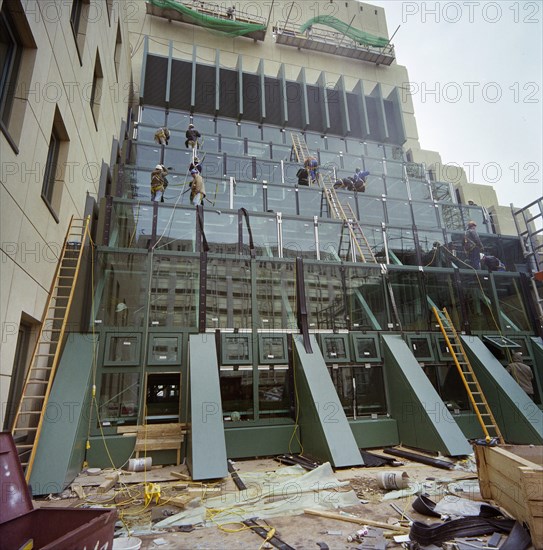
<box><xmin>346</xmin><ymin>139</ymin><xmax>364</xmax><ymax>156</ymax></box>
<box><xmin>438</xmin><ymin>203</ymin><xmax>464</xmax><ymax>231</ymax></box>
<box><xmin>149</xmin><ymin>255</ymin><xmax>199</xmax><ymax>328</ymax></box>
<box><xmin>98</xmin><ymin>372</ymin><xmax>140</xmax><ymax>426</ymax></box>
<box><xmin>186</xmin><ymin>113</ymin><xmax>215</xmax><ymax>135</ymax></box>
<box><xmin>317</xmin><ymin>220</ymin><xmax>342</xmax><ymax>261</ymax></box>
<box><xmin>222</xmin><ymin>334</ymin><xmax>251</xmax><ymax>363</ymax></box>
<box><xmin>149</xmin><ymin>336</ymin><xmax>180</xmax><ymax>363</ymax></box>
<box><xmin>345</xmin><ymin>266</ymin><xmax>386</xmax><ymax>330</ymax></box>
<box><xmin>322</xmin><ymin>336</ymin><xmax>349</xmax><ymax>360</ymax></box>
<box><xmin>364</xmin><ymin>142</ymin><xmax>382</xmax><ymax>158</ymax></box>
<box><xmin>385</xmin><ymin>177</ymin><xmax>408</xmax><ymax>199</ymax></box>
<box><xmin>418</xmin><ymin>230</ymin><xmax>449</xmax><ymax>267</ymax></box>
<box><xmin>145</xmin><ymin>372</ymin><xmax>180</xmax><ymax>423</ymax></box>
<box><xmin>363</xmin><ymin>225</ymin><xmax>386</xmax><ymax>263</ymax></box>
<box><xmin>110</xmin><ymin>200</ymin><xmax>154</xmax><ymax>249</ymax></box>
<box><xmin>341</xmin><ymin>153</ymin><xmax>363</xmax><ymax>172</ymax></box>
<box><xmin>409</xmin><ymin>336</ymin><xmax>433</xmax><ymax>359</ymax></box>
<box><xmin>203</xmin><ymin>177</ymin><xmax>230</xmax><ymax>210</ymax></box>
<box><xmin>410</xmin><ymin>179</ymin><xmax>433</xmax><ymax>201</ymax></box>
<box><xmin>305</xmin><ymin>132</ymin><xmax>324</xmax><ymax>151</ymax></box>
<box><xmin>319</xmin><ymin>151</ymin><xmax>342</xmax><ymax>171</ymax></box>
<box><xmin>256</xmin><ymin>161</ymin><xmax>283</xmax><ymax>184</ymax></box>
<box><xmin>271</xmin><ymin>144</ymin><xmax>291</xmax><ymax>161</ymax></box>
<box><xmin>364</xmin><ymin>157</ymin><xmax>385</xmax><ymax>175</ymax></box>
<box><xmin>255</xmin><ymin>260</ymin><xmax>296</xmax><ymax>329</ymax></box>
<box><xmin>493</xmin><ymin>275</ymin><xmax>531</xmax><ymax>331</ymax></box>
<box><xmin>431</xmin><ymin>181</ymin><xmax>453</xmax><ymax>202</ymax></box>
<box><xmin>385</xmin><ymin>161</ymin><xmax>404</xmax><ymax>179</ymax></box>
<box><xmin>282</xmin><ymin>217</ymin><xmax>317</xmax><ymax>259</ymax></box>
<box><xmin>384</xmin><ymin>144</ymin><xmax>404</xmax><ymax>161</ymax></box>
<box><xmin>131</xmin><ymin>143</ymin><xmax>162</xmax><ymax>169</ymax></box>
<box><xmin>354</xmin><ymin>337</ymin><xmax>379</xmax><ymax>360</ymax></box>
<box><xmin>298</xmin><ymin>187</ymin><xmax>325</xmax><ymax>217</ymax></box>
<box><xmin>207</xmin><ymin>258</ymin><xmax>252</xmax><ymax>328</ymax></box>
<box><xmin>363</xmin><ymin>174</ymin><xmax>385</xmax><ymax>197</ymax></box>
<box><xmin>240</xmin><ymin>121</ymin><xmax>262</xmax><ymax>140</ymax></box>
<box><xmin>267</xmin><ymin>185</ymin><xmax>297</xmax><ymax>215</ymax></box>
<box><xmin>163</xmin><ymin>147</ymin><xmax>193</xmax><ymax>174</ymax></box>
<box><xmin>412</xmin><ymin>201</ymin><xmax>439</xmax><ymax>228</ymax></box>
<box><xmin>200</xmin><ymin>134</ymin><xmax>219</xmax><ymax>153</ymax></box>
<box><xmin>217</xmin><ymin>118</ymin><xmax>240</xmax><ymax>137</ymax></box>
<box><xmin>386</xmin><ymin>227</ymin><xmax>417</xmax><ymax>265</ymax></box>
<box><xmin>263</xmin><ymin>125</ymin><xmax>285</xmax><ymax>144</ymax></box>
<box><xmin>358</xmin><ymin>196</ymin><xmax>385</xmax><ymax>225</ymax></box>
<box><xmin>162</xmin><ymin>129</ymin><xmax>186</xmax><ymax>150</ymax></box>
<box><xmin>460</xmin><ymin>273</ymin><xmax>498</xmax><ymax>331</ymax></box>
<box><xmin>221</xmin><ymin>136</ymin><xmax>245</xmax><ymax>156</ymax></box>
<box><xmin>116</xmin><ymin>167</ymin><xmax>150</xmax><ymax>199</ymax></box>
<box><xmin>167</xmin><ymin>111</ymin><xmax>191</xmax><ymax>131</ymax></box>
<box><xmin>135</xmin><ymin>124</ymin><xmax>158</xmax><ymax>143</ymax></box>
<box><xmin>233</xmin><ymin>181</ymin><xmax>263</xmax><ymax>211</ymax></box>
<box><xmin>242</xmin><ymin>214</ymin><xmax>278</xmax><ymax>257</ymax></box>
<box><xmin>139</xmin><ymin>106</ymin><xmax>165</xmax><ymax>126</ymax></box>
<box><xmin>205</xmin><ymin>211</ymin><xmax>238</xmax><ymax>254</ymax></box>
<box><xmin>94</xmin><ymin>252</ymin><xmax>148</xmax><ymax>327</ymax></box>
<box><xmin>283</xmin><ymin>161</ymin><xmax>302</xmax><ymax>184</ymax></box>
<box><xmin>424</xmin><ymin>272</ymin><xmax>461</xmax><ymax>329</ymax></box>
<box><xmin>258</xmin><ymin>366</ymin><xmax>291</xmax><ymax>419</ymax></box>
<box><xmin>107</xmin><ymin>335</ymin><xmax>139</xmax><ymax>363</ymax></box>
<box><xmin>247</xmin><ymin>140</ymin><xmax>270</xmax><ymax>159</ymax></box>
<box><xmin>304</xmin><ymin>263</ymin><xmax>346</xmax><ymax>330</ymax></box>
<box><xmin>227</xmin><ymin>155</ymin><xmax>253</xmax><ymax>181</ymax></box>
<box><xmin>354</xmin><ymin>365</ymin><xmax>387</xmax><ymax>415</ymax></box>
<box><xmin>220</xmin><ymin>367</ymin><xmax>254</xmax><ymax>421</ymax></box>
<box><xmin>324</xmin><ymin>136</ymin><xmax>346</xmax><ymax>152</ymax></box>
<box><xmin>386</xmin><ymin>199</ymin><xmax>412</xmax><ymax>226</ymax></box>
<box><xmin>154</xmin><ymin>205</ymin><xmax>196</xmax><ymax>252</ymax></box>
<box><xmin>388</xmin><ymin>270</ymin><xmax>425</xmax><ymax>330</ymax></box>
<box><xmin>462</xmin><ymin>206</ymin><xmax>490</xmax><ymax>234</ymax></box>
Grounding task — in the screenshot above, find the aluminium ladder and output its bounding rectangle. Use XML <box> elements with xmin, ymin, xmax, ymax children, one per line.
<box><xmin>11</xmin><ymin>216</ymin><xmax>90</xmax><ymax>479</ymax></box>
<box><xmin>290</xmin><ymin>132</ymin><xmax>312</xmax><ymax>165</ymax></box>
<box><xmin>432</xmin><ymin>307</ymin><xmax>503</xmax><ymax>444</ymax></box>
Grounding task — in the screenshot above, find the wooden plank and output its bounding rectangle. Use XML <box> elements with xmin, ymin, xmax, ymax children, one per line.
<box><xmin>486</xmin><ymin>446</ymin><xmax>542</xmax><ymax>470</ymax></box>
<box><xmin>503</xmin><ymin>445</ymin><xmax>543</xmax><ymax>466</ymax></box>
<box><xmin>304</xmin><ymin>508</ymin><xmax>410</xmax><ymax>533</ymax></box>
<box><xmin>97</xmin><ymin>473</ymin><xmax>119</xmax><ymax>494</ymax></box>
<box><xmin>474</xmin><ymin>446</ymin><xmax>491</xmax><ymax>499</ymax></box>
<box><xmin>134</xmin><ymin>440</ymin><xmax>182</xmax><ymax>452</ymax></box>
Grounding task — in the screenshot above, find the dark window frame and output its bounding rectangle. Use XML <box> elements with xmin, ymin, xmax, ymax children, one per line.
<box><xmin>41</xmin><ymin>128</ymin><xmax>61</xmax><ymax>221</ymax></box>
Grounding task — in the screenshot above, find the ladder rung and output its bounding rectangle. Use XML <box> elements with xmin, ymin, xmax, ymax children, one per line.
<box><xmin>17</xmin><ymin>411</ymin><xmax>43</xmax><ymax>415</ymax></box>
<box><xmin>33</xmin><ymin>353</ymin><xmax>56</xmax><ymax>357</ymax></box>
<box><xmin>16</xmin><ymin>445</ymin><xmax>34</xmax><ymax>449</ymax></box>
<box><xmin>13</xmin><ymin>427</ymin><xmax>38</xmax><ymax>431</ymax></box>
<box><xmin>27</xmin><ymin>380</ymin><xmax>49</xmax><ymax>384</ymax></box>
<box><xmin>22</xmin><ymin>395</ymin><xmax>46</xmax><ymax>399</ymax></box>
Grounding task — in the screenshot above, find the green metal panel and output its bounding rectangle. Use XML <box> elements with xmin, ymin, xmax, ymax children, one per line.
<box><xmin>188</xmin><ymin>334</ymin><xmax>228</xmax><ymax>480</ymax></box>
<box><xmin>530</xmin><ymin>337</ymin><xmax>543</xmax><ymax>402</ymax></box>
<box><xmin>29</xmin><ymin>335</ymin><xmax>97</xmax><ymax>495</ymax></box>
<box><xmin>86</xmin><ymin>435</ymin><xmax>136</xmax><ymax>469</ymax></box>
<box><xmin>382</xmin><ymin>334</ymin><xmax>472</xmax><ymax>456</ymax></box>
<box><xmin>293</xmin><ymin>335</ymin><xmax>363</xmax><ymax>467</ymax></box>
<box><xmin>224</xmin><ymin>424</ymin><xmax>300</xmax><ymax>458</ymax></box>
<box><xmin>370</xmin><ymin>83</ymin><xmax>388</xmax><ymax>141</ymax></box>
<box><xmin>461</xmin><ymin>336</ymin><xmax>543</xmax><ymax>444</ymax></box>
<box><xmin>349</xmin><ymin>418</ymin><xmax>399</xmax><ymax>448</ymax></box>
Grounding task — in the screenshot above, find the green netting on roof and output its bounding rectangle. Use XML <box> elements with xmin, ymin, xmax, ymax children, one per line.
<box><xmin>147</xmin><ymin>0</ymin><xmax>267</xmax><ymax>36</ymax></box>
<box><xmin>300</xmin><ymin>16</ymin><xmax>389</xmax><ymax>48</ymax></box>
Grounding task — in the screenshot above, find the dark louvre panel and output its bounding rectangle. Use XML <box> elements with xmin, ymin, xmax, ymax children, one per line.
<box><xmin>306</xmin><ymin>85</ymin><xmax>323</xmax><ymax>133</ymax></box>
<box><xmin>327</xmin><ymin>88</ymin><xmax>342</xmax><ymax>136</ymax></box>
<box><xmin>144</xmin><ymin>55</ymin><xmax>168</xmax><ymax>107</ymax></box>
<box><xmin>346</xmin><ymin>93</ymin><xmax>362</xmax><ymax>138</ymax></box>
<box><xmin>384</xmin><ymin>100</ymin><xmax>402</xmax><ymax>145</ymax></box>
<box><xmin>169</xmin><ymin>59</ymin><xmax>192</xmax><ymax>110</ymax></box>
<box><xmin>219</xmin><ymin>68</ymin><xmax>239</xmax><ymax>119</ymax></box>
<box><xmin>195</xmin><ymin>64</ymin><xmax>216</xmax><ymax>115</ymax></box>
<box><xmin>243</xmin><ymin>73</ymin><xmax>260</xmax><ymax>122</ymax></box>
<box><xmin>365</xmin><ymin>96</ymin><xmax>385</xmax><ymax>142</ymax></box>
<box><xmin>264</xmin><ymin>77</ymin><xmax>281</xmax><ymax>126</ymax></box>
<box><xmin>286</xmin><ymin>82</ymin><xmax>302</xmax><ymax>130</ymax></box>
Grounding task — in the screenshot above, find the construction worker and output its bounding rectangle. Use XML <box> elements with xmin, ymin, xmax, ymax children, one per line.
<box><xmin>185</xmin><ymin>123</ymin><xmax>201</xmax><ymax>149</ymax></box>
<box><xmin>151</xmin><ymin>164</ymin><xmax>168</xmax><ymax>202</ymax></box>
<box><xmin>506</xmin><ymin>352</ymin><xmax>535</xmax><ymax>397</ymax></box>
<box><xmin>189</xmin><ymin>156</ymin><xmax>203</xmax><ymax>174</ymax></box>
<box><xmin>481</xmin><ymin>254</ymin><xmax>506</xmax><ymax>271</ymax></box>
<box><xmin>154</xmin><ymin>127</ymin><xmax>170</xmax><ymax>146</ymax></box>
<box><xmin>353</xmin><ymin>168</ymin><xmax>369</xmax><ymax>192</ymax></box>
<box><xmin>296</xmin><ymin>167</ymin><xmax>309</xmax><ymax>186</ymax></box>
<box><xmin>304</xmin><ymin>156</ymin><xmax>319</xmax><ymax>185</ymax></box>
<box><xmin>190</xmin><ymin>168</ymin><xmax>206</xmax><ymax>206</ymax></box>
<box><xmin>463</xmin><ymin>220</ymin><xmax>484</xmax><ymax>269</ymax></box>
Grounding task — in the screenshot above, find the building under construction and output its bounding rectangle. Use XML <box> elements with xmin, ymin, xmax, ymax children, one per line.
<box><xmin>1</xmin><ymin>0</ymin><xmax>542</xmax><ymax>494</ymax></box>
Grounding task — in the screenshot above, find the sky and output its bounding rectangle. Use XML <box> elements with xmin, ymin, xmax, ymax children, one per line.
<box><xmin>368</xmin><ymin>0</ymin><xmax>543</xmax><ymax>211</ymax></box>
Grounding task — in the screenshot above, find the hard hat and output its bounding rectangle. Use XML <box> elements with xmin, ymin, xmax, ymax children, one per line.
<box><xmin>468</xmin><ymin>220</ymin><xmax>477</xmax><ymax>227</ymax></box>
<box><xmin>155</xmin><ymin>164</ymin><xmax>162</xmax><ymax>170</ymax></box>
<box><xmin>189</xmin><ymin>123</ymin><xmax>194</xmax><ymax>128</ymax></box>
<box><xmin>190</xmin><ymin>168</ymin><xmax>198</xmax><ymax>174</ymax></box>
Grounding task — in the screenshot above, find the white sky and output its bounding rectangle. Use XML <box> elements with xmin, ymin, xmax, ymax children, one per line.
<box><xmin>368</xmin><ymin>0</ymin><xmax>543</xmax><ymax>210</ymax></box>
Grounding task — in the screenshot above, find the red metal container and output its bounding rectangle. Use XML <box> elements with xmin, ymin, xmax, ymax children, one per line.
<box><xmin>0</xmin><ymin>432</ymin><xmax>117</xmax><ymax>550</ymax></box>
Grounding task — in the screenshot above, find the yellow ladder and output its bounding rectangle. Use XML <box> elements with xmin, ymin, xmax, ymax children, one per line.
<box><xmin>432</xmin><ymin>307</ymin><xmax>503</xmax><ymax>444</ymax></box>
<box><xmin>11</xmin><ymin>216</ymin><xmax>90</xmax><ymax>479</ymax></box>
<box><xmin>290</xmin><ymin>132</ymin><xmax>311</xmax><ymax>164</ymax></box>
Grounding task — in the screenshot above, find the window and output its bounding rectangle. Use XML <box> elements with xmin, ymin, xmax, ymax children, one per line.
<box><xmin>0</xmin><ymin>1</ymin><xmax>37</xmax><ymax>152</ymax></box>
<box><xmin>41</xmin><ymin>108</ymin><xmax>69</xmax><ymax>221</ymax></box>
<box><xmin>71</xmin><ymin>0</ymin><xmax>90</xmax><ymax>64</ymax></box>
<box><xmin>106</xmin><ymin>0</ymin><xmax>114</xmax><ymax>26</ymax></box>
<box><xmin>90</xmin><ymin>51</ymin><xmax>103</xmax><ymax>128</ymax></box>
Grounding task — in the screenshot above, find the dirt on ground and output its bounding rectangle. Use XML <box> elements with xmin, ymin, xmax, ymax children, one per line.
<box><xmin>34</xmin><ymin>451</ymin><xmax>515</xmax><ymax>550</ymax></box>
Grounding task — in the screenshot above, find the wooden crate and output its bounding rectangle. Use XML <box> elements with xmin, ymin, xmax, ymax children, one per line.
<box><xmin>117</xmin><ymin>423</ymin><xmax>187</xmax><ymax>465</ymax></box>
<box><xmin>474</xmin><ymin>444</ymin><xmax>543</xmax><ymax>549</ymax></box>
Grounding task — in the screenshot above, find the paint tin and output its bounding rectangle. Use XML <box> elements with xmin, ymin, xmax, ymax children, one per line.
<box><xmin>127</xmin><ymin>457</ymin><xmax>152</xmax><ymax>472</ymax></box>
<box><xmin>376</xmin><ymin>470</ymin><xmax>410</xmax><ymax>490</ymax></box>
